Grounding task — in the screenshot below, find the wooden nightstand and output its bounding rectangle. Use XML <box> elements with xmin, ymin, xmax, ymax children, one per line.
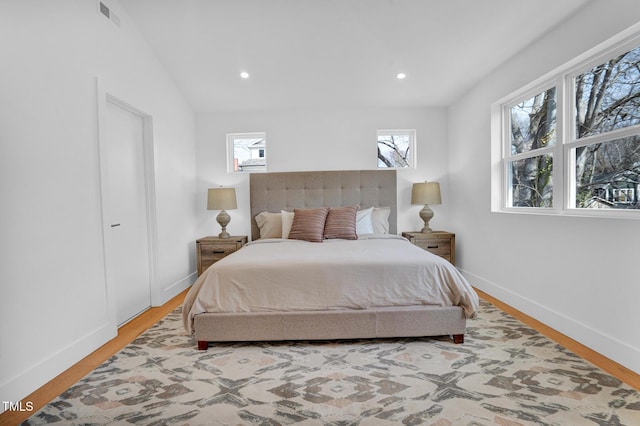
<box><xmin>196</xmin><ymin>236</ymin><xmax>248</xmax><ymax>276</ymax></box>
<box><xmin>402</xmin><ymin>231</ymin><xmax>456</xmax><ymax>265</ymax></box>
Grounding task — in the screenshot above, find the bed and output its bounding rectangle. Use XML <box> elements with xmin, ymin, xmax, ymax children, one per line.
<box><xmin>183</xmin><ymin>170</ymin><xmax>479</xmax><ymax>349</ymax></box>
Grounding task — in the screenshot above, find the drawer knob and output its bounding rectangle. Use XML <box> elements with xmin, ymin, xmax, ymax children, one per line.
<box><xmin>213</xmin><ymin>250</ymin><xmax>225</xmax><ymax>254</ymax></box>
<box><xmin>427</xmin><ymin>245</ymin><xmax>439</xmax><ymax>249</ymax></box>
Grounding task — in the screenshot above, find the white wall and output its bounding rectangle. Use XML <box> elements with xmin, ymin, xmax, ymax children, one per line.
<box><xmin>448</xmin><ymin>1</ymin><xmax>640</xmax><ymax>373</ymax></box>
<box><xmin>0</xmin><ymin>0</ymin><xmax>197</xmax><ymax>406</ymax></box>
<box><xmin>195</xmin><ymin>107</ymin><xmax>451</xmax><ymax>239</ymax></box>
<box><xmin>4</xmin><ymin>0</ymin><xmax>636</xmax><ymax>410</ymax></box>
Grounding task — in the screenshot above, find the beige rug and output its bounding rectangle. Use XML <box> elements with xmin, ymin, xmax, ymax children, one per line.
<box><xmin>23</xmin><ymin>301</ymin><xmax>640</xmax><ymax>425</ymax></box>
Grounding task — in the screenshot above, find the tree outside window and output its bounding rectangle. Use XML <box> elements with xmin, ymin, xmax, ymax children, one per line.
<box><xmin>377</xmin><ymin>130</ymin><xmax>415</xmax><ymax>169</ymax></box>
<box><xmin>508</xmin><ymin>88</ymin><xmax>556</xmax><ymax>208</ymax></box>
<box><xmin>573</xmin><ymin>45</ymin><xmax>640</xmax><ymax>209</ymax></box>
<box><xmin>497</xmin><ymin>32</ymin><xmax>640</xmax><ymax>215</ymax></box>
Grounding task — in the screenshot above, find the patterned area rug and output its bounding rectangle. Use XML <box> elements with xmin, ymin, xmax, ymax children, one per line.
<box><xmin>24</xmin><ymin>301</ymin><xmax>640</xmax><ymax>425</ymax></box>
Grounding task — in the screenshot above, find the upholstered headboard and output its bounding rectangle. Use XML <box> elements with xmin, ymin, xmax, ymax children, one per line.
<box><xmin>249</xmin><ymin>170</ymin><xmax>397</xmax><ymax>240</ymax></box>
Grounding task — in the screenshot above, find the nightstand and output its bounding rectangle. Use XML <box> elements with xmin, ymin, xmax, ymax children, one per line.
<box><xmin>402</xmin><ymin>231</ymin><xmax>456</xmax><ymax>265</ymax></box>
<box><xmin>196</xmin><ymin>236</ymin><xmax>248</xmax><ymax>276</ymax></box>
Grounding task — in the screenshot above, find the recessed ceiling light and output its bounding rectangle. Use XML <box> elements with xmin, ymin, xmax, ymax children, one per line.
<box><xmin>396</xmin><ymin>73</ymin><xmax>406</xmax><ymax>80</ymax></box>
<box><xmin>240</xmin><ymin>71</ymin><xmax>250</xmax><ymax>79</ymax></box>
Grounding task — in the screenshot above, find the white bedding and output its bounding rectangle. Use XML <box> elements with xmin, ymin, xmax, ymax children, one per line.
<box><xmin>182</xmin><ymin>235</ymin><xmax>479</xmax><ymax>334</ymax></box>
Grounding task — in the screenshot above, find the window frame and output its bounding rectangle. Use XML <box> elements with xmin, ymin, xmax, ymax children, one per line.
<box><xmin>226</xmin><ymin>132</ymin><xmax>267</xmax><ymax>173</ymax></box>
<box><xmin>492</xmin><ymin>25</ymin><xmax>640</xmax><ymax>219</ymax></box>
<box><xmin>501</xmin><ymin>80</ymin><xmax>564</xmax><ymax>211</ymax></box>
<box><xmin>376</xmin><ymin>129</ymin><xmax>417</xmax><ymax>169</ymax></box>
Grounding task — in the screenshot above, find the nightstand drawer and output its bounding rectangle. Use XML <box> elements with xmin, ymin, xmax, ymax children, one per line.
<box><xmin>196</xmin><ymin>236</ymin><xmax>248</xmax><ymax>276</ymax></box>
<box><xmin>200</xmin><ymin>244</ymin><xmax>237</xmax><ymax>262</ymax></box>
<box><xmin>401</xmin><ymin>231</ymin><xmax>456</xmax><ymax>265</ymax></box>
<box><xmin>414</xmin><ymin>239</ymin><xmax>451</xmax><ymax>257</ymax></box>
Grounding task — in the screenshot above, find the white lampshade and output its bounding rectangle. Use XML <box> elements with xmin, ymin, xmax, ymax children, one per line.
<box><xmin>411</xmin><ymin>182</ymin><xmax>441</xmax><ymax>205</ymax></box>
<box><xmin>207</xmin><ymin>187</ymin><xmax>237</xmax><ymax>211</ymax></box>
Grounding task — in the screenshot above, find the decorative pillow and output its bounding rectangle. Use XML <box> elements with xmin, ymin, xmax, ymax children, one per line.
<box><xmin>255</xmin><ymin>211</ymin><xmax>283</xmax><ymax>238</ymax></box>
<box><xmin>372</xmin><ymin>207</ymin><xmax>391</xmax><ymax>234</ymax></box>
<box><xmin>288</xmin><ymin>207</ymin><xmax>330</xmax><ymax>242</ymax></box>
<box><xmin>281</xmin><ymin>210</ymin><xmax>295</xmax><ymax>238</ymax></box>
<box><xmin>324</xmin><ymin>206</ymin><xmax>358</xmax><ymax>240</ymax></box>
<box><xmin>356</xmin><ymin>206</ymin><xmax>374</xmax><ymax>235</ymax></box>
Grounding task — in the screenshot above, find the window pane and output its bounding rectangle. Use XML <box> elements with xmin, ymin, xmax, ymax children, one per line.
<box><xmin>574</xmin><ymin>136</ymin><xmax>640</xmax><ymax>209</ymax></box>
<box><xmin>509</xmin><ymin>154</ymin><xmax>553</xmax><ymax>207</ymax></box>
<box><xmin>230</xmin><ymin>135</ymin><xmax>266</xmax><ymax>172</ymax></box>
<box><xmin>377</xmin><ymin>132</ymin><xmax>414</xmax><ymax>168</ymax></box>
<box><xmin>510</xmin><ymin>87</ymin><xmax>556</xmax><ymax>154</ymax></box>
<box><xmin>575</xmin><ymin>45</ymin><xmax>640</xmax><ymax>138</ymax></box>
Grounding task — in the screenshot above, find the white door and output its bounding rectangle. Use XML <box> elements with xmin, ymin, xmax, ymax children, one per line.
<box><xmin>105</xmin><ymin>100</ymin><xmax>151</xmax><ymax>326</ymax></box>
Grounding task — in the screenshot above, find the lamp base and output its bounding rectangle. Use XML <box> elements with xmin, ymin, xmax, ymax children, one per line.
<box><xmin>216</xmin><ymin>210</ymin><xmax>231</xmax><ymax>239</ymax></box>
<box><xmin>419</xmin><ymin>204</ymin><xmax>434</xmax><ymax>233</ymax></box>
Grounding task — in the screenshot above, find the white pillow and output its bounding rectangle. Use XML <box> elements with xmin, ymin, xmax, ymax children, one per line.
<box><xmin>255</xmin><ymin>211</ymin><xmax>283</xmax><ymax>238</ymax></box>
<box><xmin>281</xmin><ymin>210</ymin><xmax>295</xmax><ymax>238</ymax></box>
<box><xmin>372</xmin><ymin>207</ymin><xmax>391</xmax><ymax>234</ymax></box>
<box><xmin>355</xmin><ymin>207</ymin><xmax>374</xmax><ymax>235</ymax></box>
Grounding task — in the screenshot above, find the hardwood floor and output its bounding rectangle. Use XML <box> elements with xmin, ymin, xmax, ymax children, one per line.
<box><xmin>1</xmin><ymin>288</ymin><xmax>638</xmax><ymax>424</ymax></box>
<box><xmin>476</xmin><ymin>289</ymin><xmax>640</xmax><ymax>391</ymax></box>
<box><xmin>0</xmin><ymin>289</ymin><xmax>187</xmax><ymax>426</ymax></box>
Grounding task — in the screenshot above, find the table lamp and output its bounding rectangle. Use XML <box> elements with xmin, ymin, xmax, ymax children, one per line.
<box><xmin>411</xmin><ymin>181</ymin><xmax>441</xmax><ymax>233</ymax></box>
<box><xmin>207</xmin><ymin>187</ymin><xmax>237</xmax><ymax>239</ymax></box>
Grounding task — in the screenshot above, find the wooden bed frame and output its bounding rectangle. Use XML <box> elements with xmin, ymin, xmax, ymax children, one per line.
<box><xmin>193</xmin><ymin>170</ymin><xmax>467</xmax><ymax>349</ymax></box>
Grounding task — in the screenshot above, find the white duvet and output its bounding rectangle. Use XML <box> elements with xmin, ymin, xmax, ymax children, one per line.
<box><xmin>183</xmin><ymin>235</ymin><xmax>479</xmax><ymax>334</ymax></box>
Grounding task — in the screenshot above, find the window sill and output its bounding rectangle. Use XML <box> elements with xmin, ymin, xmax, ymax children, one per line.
<box><xmin>493</xmin><ymin>207</ymin><xmax>640</xmax><ymax>220</ymax></box>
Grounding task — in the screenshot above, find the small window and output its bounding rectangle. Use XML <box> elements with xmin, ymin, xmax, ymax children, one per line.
<box><xmin>377</xmin><ymin>129</ymin><xmax>415</xmax><ymax>168</ymax></box>
<box><xmin>227</xmin><ymin>132</ymin><xmax>266</xmax><ymax>173</ymax></box>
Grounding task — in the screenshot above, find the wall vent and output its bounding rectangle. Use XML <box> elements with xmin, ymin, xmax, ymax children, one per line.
<box><xmin>98</xmin><ymin>1</ymin><xmax>120</xmax><ymax>27</ymax></box>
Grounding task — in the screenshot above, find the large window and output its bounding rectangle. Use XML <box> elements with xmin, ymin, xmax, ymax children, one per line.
<box><xmin>494</xmin><ymin>29</ymin><xmax>640</xmax><ymax>217</ymax></box>
<box><xmin>377</xmin><ymin>129</ymin><xmax>416</xmax><ymax>168</ymax></box>
<box><xmin>227</xmin><ymin>132</ymin><xmax>266</xmax><ymax>173</ymax></box>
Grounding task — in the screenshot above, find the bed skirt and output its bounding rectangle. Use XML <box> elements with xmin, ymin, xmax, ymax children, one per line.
<box><xmin>193</xmin><ymin>305</ymin><xmax>466</xmax><ymax>349</ymax></box>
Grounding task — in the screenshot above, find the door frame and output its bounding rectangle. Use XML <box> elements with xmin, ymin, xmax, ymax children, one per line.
<box><xmin>96</xmin><ymin>78</ymin><xmax>160</xmax><ymax>329</ymax></box>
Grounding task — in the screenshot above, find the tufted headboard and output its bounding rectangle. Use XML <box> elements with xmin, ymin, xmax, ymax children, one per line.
<box><xmin>249</xmin><ymin>170</ymin><xmax>397</xmax><ymax>240</ymax></box>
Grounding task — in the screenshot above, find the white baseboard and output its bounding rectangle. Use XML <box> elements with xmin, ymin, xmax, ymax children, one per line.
<box><xmin>0</xmin><ymin>322</ymin><xmax>116</xmax><ymax>414</ymax></box>
<box><xmin>159</xmin><ymin>271</ymin><xmax>197</xmax><ymax>306</ymax></box>
<box><xmin>1</xmin><ymin>272</ymin><xmax>197</xmax><ymax>414</ymax></box>
<box><xmin>461</xmin><ymin>268</ymin><xmax>640</xmax><ymax>375</ymax></box>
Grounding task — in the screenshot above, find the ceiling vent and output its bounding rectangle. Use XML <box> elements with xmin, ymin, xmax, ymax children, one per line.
<box><xmin>98</xmin><ymin>1</ymin><xmax>120</xmax><ymax>27</ymax></box>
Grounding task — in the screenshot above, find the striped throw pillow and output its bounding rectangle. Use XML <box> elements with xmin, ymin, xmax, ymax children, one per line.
<box><xmin>288</xmin><ymin>207</ymin><xmax>330</xmax><ymax>242</ymax></box>
<box><xmin>324</xmin><ymin>206</ymin><xmax>358</xmax><ymax>240</ymax></box>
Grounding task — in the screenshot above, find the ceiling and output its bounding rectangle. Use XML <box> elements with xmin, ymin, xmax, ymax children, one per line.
<box><xmin>119</xmin><ymin>0</ymin><xmax>591</xmax><ymax>112</ymax></box>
